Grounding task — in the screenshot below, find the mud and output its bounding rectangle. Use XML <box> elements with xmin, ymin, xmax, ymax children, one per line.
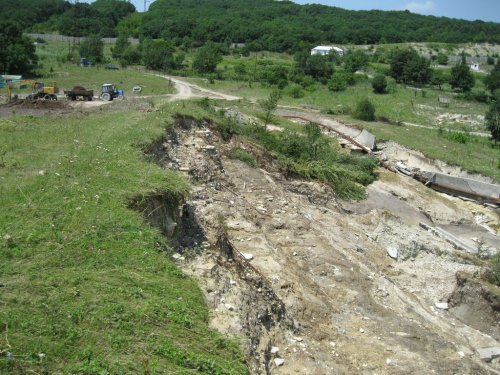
<box><xmin>140</xmin><ymin>115</ymin><xmax>500</xmax><ymax>374</ymax></box>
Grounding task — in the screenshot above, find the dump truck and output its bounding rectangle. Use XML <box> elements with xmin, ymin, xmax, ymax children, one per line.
<box><xmin>65</xmin><ymin>86</ymin><xmax>94</xmax><ymax>101</ymax></box>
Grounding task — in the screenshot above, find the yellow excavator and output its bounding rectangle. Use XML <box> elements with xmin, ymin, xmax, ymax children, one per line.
<box><xmin>5</xmin><ymin>80</ymin><xmax>58</xmax><ymax>101</ymax></box>
<box><xmin>25</xmin><ymin>81</ymin><xmax>59</xmax><ymax>101</ymax></box>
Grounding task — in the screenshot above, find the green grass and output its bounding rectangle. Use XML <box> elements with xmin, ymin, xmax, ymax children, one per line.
<box><xmin>0</xmin><ymin>102</ymin><xmax>248</xmax><ymax>374</ymax></box>
<box><xmin>8</xmin><ymin>41</ymin><xmax>176</xmax><ymax>98</ymax></box>
<box><xmin>227</xmin><ymin>148</ymin><xmax>257</xmax><ymax>167</ymax></box>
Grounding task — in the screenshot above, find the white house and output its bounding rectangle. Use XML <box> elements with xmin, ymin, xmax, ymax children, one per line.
<box><xmin>470</xmin><ymin>63</ymin><xmax>480</xmax><ymax>71</ymax></box>
<box><xmin>311</xmin><ymin>46</ymin><xmax>344</xmax><ymax>56</ymax></box>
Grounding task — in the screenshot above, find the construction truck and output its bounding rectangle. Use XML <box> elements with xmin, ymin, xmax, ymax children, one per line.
<box><xmin>26</xmin><ymin>82</ymin><xmax>59</xmax><ymax>101</ymax></box>
<box><xmin>65</xmin><ymin>86</ymin><xmax>94</xmax><ymax>101</ymax></box>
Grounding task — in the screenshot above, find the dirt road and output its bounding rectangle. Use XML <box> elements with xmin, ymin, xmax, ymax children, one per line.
<box><xmin>154</xmin><ymin>74</ymin><xmax>241</xmax><ymax>101</ymax></box>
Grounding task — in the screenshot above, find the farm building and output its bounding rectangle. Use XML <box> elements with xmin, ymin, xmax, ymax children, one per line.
<box><xmin>311</xmin><ymin>45</ymin><xmax>344</xmax><ymax>56</ymax></box>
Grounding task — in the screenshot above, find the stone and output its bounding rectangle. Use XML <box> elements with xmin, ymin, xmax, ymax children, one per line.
<box><xmin>359</xmin><ymin>328</ymin><xmax>365</xmax><ymax>333</ymax></box>
<box><xmin>477</xmin><ymin>347</ymin><xmax>500</xmax><ymax>361</ymax></box>
<box><xmin>271</xmin><ymin>346</ymin><xmax>279</xmax><ymax>354</ymax></box>
<box><xmin>241</xmin><ymin>253</ymin><xmax>254</xmax><ymax>260</ymax></box>
<box><xmin>386</xmin><ymin>246</ymin><xmax>398</xmax><ymax>260</ymax></box>
<box><xmin>435</xmin><ymin>302</ymin><xmax>449</xmax><ymax>310</ymax></box>
<box><xmin>274</xmin><ymin>358</ymin><xmax>285</xmax><ymax>366</ymax></box>
<box><xmin>224</xmin><ymin>304</ymin><xmax>235</xmax><ymax>311</ymax></box>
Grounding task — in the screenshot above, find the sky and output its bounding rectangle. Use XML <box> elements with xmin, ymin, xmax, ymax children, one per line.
<box><xmin>106</xmin><ymin>0</ymin><xmax>500</xmax><ymax>23</ymax></box>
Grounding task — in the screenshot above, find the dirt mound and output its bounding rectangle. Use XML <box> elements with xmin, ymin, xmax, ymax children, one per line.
<box><xmin>6</xmin><ymin>98</ymin><xmax>68</xmax><ymax>110</ymax></box>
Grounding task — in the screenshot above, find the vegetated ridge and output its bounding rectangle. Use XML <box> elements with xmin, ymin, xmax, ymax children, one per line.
<box><xmin>3</xmin><ymin>0</ymin><xmax>500</xmax><ymax>46</ymax></box>
<box><xmin>142</xmin><ymin>0</ymin><xmax>500</xmax><ymax>49</ymax></box>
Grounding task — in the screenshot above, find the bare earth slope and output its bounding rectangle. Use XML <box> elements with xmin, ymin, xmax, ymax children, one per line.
<box><xmin>151</xmin><ymin>115</ymin><xmax>499</xmax><ymax>374</ymax></box>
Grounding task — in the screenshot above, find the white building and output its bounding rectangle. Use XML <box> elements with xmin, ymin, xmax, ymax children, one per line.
<box><xmin>311</xmin><ymin>45</ymin><xmax>344</xmax><ymax>56</ymax></box>
<box><xmin>470</xmin><ymin>63</ymin><xmax>480</xmax><ymax>71</ymax></box>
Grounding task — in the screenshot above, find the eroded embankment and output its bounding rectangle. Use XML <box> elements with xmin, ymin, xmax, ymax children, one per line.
<box><xmin>135</xmin><ymin>113</ymin><xmax>500</xmax><ymax>374</ymax></box>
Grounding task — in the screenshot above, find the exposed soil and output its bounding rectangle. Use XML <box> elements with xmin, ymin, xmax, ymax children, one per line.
<box><xmin>0</xmin><ymin>98</ymin><xmax>72</xmax><ymax>117</ymax></box>
<box><xmin>141</xmin><ymin>115</ymin><xmax>500</xmax><ymax>374</ymax></box>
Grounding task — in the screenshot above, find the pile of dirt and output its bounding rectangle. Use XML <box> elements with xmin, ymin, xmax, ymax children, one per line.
<box><xmin>6</xmin><ymin>98</ymin><xmax>68</xmax><ymax>109</ymax></box>
<box><xmin>0</xmin><ymin>98</ymin><xmax>71</xmax><ymax>117</ymax></box>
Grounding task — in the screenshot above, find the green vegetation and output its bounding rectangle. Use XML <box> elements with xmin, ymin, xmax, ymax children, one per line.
<box><xmin>228</xmin><ymin>148</ymin><xmax>257</xmax><ymax>167</ymax></box>
<box><xmin>0</xmin><ymin>21</ymin><xmax>37</xmax><ymax>75</ymax></box>
<box><xmin>79</xmin><ymin>35</ymin><xmax>104</xmax><ymax>64</ymax></box>
<box><xmin>216</xmin><ymin>115</ymin><xmax>377</xmax><ymax>200</ymax></box>
<box><xmin>450</xmin><ymin>55</ymin><xmax>475</xmax><ymax>92</ymax></box>
<box><xmin>372</xmin><ymin>75</ymin><xmax>388</xmax><ymax>94</ymax></box>
<box><xmin>142</xmin><ymin>0</ymin><xmax>500</xmax><ymax>49</ymax></box>
<box><xmin>486</xmin><ymin>96</ymin><xmax>500</xmax><ymax>143</ymax></box>
<box><xmin>389</xmin><ymin>49</ymin><xmax>431</xmax><ymax>85</ymax></box>
<box><xmin>0</xmin><ymin>102</ymin><xmax>248</xmax><ymax>374</ymax></box>
<box><xmin>487</xmin><ymin>254</ymin><xmax>500</xmax><ymax>286</ymax></box>
<box><xmin>354</xmin><ymin>98</ymin><xmax>376</xmax><ymax>121</ymax></box>
<box><xmin>193</xmin><ymin>42</ymin><xmax>223</xmax><ymax>74</ymax></box>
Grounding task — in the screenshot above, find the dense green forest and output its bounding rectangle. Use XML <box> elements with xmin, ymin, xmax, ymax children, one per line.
<box><xmin>142</xmin><ymin>0</ymin><xmax>500</xmax><ymax>50</ymax></box>
<box><xmin>1</xmin><ymin>0</ymin><xmax>500</xmax><ymax>47</ymax></box>
<box><xmin>0</xmin><ymin>0</ymin><xmax>135</xmax><ymax>37</ymax></box>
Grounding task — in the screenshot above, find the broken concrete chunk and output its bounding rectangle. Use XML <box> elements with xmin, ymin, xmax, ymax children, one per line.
<box><xmin>477</xmin><ymin>347</ymin><xmax>500</xmax><ymax>361</ymax></box>
<box><xmin>274</xmin><ymin>358</ymin><xmax>285</xmax><ymax>366</ymax></box>
<box><xmin>386</xmin><ymin>246</ymin><xmax>398</xmax><ymax>260</ymax></box>
<box><xmin>435</xmin><ymin>302</ymin><xmax>449</xmax><ymax>310</ymax></box>
<box><xmin>241</xmin><ymin>253</ymin><xmax>254</xmax><ymax>261</ymax></box>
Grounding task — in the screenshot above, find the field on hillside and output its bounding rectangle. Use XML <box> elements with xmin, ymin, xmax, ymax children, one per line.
<box><xmin>0</xmin><ymin>102</ymin><xmax>248</xmax><ymax>374</ymax></box>
<box><xmin>7</xmin><ymin>42</ymin><xmax>175</xmax><ymax>98</ymax></box>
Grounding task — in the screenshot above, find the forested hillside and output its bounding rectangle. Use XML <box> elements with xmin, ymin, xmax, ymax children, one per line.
<box><xmin>2</xmin><ymin>0</ymin><xmax>500</xmax><ymax>48</ymax></box>
<box><xmin>142</xmin><ymin>0</ymin><xmax>500</xmax><ymax>51</ymax></box>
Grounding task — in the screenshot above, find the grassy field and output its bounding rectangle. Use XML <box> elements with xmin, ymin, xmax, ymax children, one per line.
<box><xmin>0</xmin><ymin>102</ymin><xmax>248</xmax><ymax>374</ymax></box>
<box><xmin>8</xmin><ymin>41</ymin><xmax>175</xmax><ymax>98</ymax></box>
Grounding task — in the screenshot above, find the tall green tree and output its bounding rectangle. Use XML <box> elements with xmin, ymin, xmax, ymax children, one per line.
<box><xmin>485</xmin><ymin>96</ymin><xmax>500</xmax><ymax>144</ymax></box>
<box><xmin>142</xmin><ymin>39</ymin><xmax>182</xmax><ymax>72</ymax></box>
<box><xmin>389</xmin><ymin>49</ymin><xmax>431</xmax><ymax>85</ymax></box>
<box><xmin>192</xmin><ymin>42</ymin><xmax>223</xmax><ymax>73</ymax></box>
<box><xmin>79</xmin><ymin>35</ymin><xmax>104</xmax><ymax>63</ymax></box>
<box><xmin>112</xmin><ymin>34</ymin><xmax>130</xmax><ymax>59</ymax></box>
<box><xmin>485</xmin><ymin>61</ymin><xmax>500</xmax><ymax>94</ymax></box>
<box><xmin>344</xmin><ymin>50</ymin><xmax>369</xmax><ymax>73</ymax></box>
<box><xmin>450</xmin><ymin>55</ymin><xmax>475</xmax><ymax>92</ymax></box>
<box><xmin>0</xmin><ymin>21</ymin><xmax>37</xmax><ymax>75</ymax></box>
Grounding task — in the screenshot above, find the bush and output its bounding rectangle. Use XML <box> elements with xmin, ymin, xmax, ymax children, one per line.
<box><xmin>372</xmin><ymin>74</ymin><xmax>387</xmax><ymax>94</ymax></box>
<box><xmin>228</xmin><ymin>148</ymin><xmax>257</xmax><ymax>167</ymax></box>
<box><xmin>446</xmin><ymin>131</ymin><xmax>470</xmax><ymax>144</ymax></box>
<box><xmin>353</xmin><ymin>98</ymin><xmax>376</xmax><ymax>121</ymax></box>
<box><xmin>487</xmin><ymin>253</ymin><xmax>500</xmax><ymax>286</ymax></box>
<box><xmin>284</xmin><ymin>83</ymin><xmax>304</xmax><ymax>98</ymax></box>
<box><xmin>328</xmin><ymin>73</ymin><xmax>348</xmax><ymax>92</ymax></box>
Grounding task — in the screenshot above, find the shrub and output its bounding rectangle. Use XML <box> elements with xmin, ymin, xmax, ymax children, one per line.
<box><xmin>487</xmin><ymin>253</ymin><xmax>500</xmax><ymax>286</ymax></box>
<box><xmin>228</xmin><ymin>148</ymin><xmax>257</xmax><ymax>167</ymax></box>
<box><xmin>353</xmin><ymin>98</ymin><xmax>376</xmax><ymax>121</ymax></box>
<box><xmin>446</xmin><ymin>131</ymin><xmax>469</xmax><ymax>144</ymax></box>
<box><xmin>284</xmin><ymin>83</ymin><xmax>304</xmax><ymax>98</ymax></box>
<box><xmin>372</xmin><ymin>74</ymin><xmax>387</xmax><ymax>94</ymax></box>
<box><xmin>328</xmin><ymin>73</ymin><xmax>348</xmax><ymax>92</ymax></box>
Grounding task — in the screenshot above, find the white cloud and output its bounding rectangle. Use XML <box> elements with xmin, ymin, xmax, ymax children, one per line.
<box><xmin>404</xmin><ymin>1</ymin><xmax>435</xmax><ymax>14</ymax></box>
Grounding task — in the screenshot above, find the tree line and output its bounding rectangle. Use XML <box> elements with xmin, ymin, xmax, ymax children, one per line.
<box><xmin>2</xmin><ymin>0</ymin><xmax>500</xmax><ymax>46</ymax></box>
